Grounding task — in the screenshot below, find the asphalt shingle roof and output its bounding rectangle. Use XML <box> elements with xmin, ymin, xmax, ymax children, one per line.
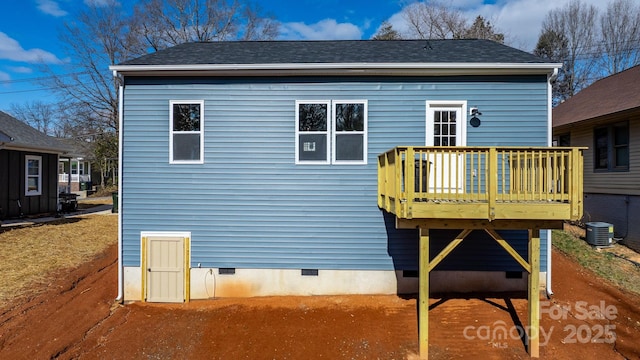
<box><xmin>57</xmin><ymin>137</ymin><xmax>93</xmax><ymax>159</ymax></box>
<box><xmin>553</xmin><ymin>65</ymin><xmax>640</xmax><ymax>127</ymax></box>
<box><xmin>121</xmin><ymin>39</ymin><xmax>548</xmax><ymax>66</ymax></box>
<box><xmin>0</xmin><ymin>111</ymin><xmax>70</xmax><ymax>153</ymax></box>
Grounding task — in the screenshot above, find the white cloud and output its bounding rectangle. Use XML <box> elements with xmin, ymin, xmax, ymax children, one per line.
<box><xmin>381</xmin><ymin>0</ymin><xmax>610</xmax><ymax>51</ymax></box>
<box><xmin>0</xmin><ymin>71</ymin><xmax>10</xmax><ymax>83</ymax></box>
<box><xmin>36</xmin><ymin>0</ymin><xmax>67</xmax><ymax>17</ymax></box>
<box><xmin>382</xmin><ymin>11</ymin><xmax>412</xmax><ymax>38</ymax></box>
<box><xmin>8</xmin><ymin>66</ymin><xmax>33</xmax><ymax>74</ymax></box>
<box><xmin>483</xmin><ymin>0</ymin><xmax>609</xmax><ymax>51</ymax></box>
<box><xmin>279</xmin><ymin>19</ymin><xmax>363</xmax><ymax>40</ymax></box>
<box><xmin>84</xmin><ymin>0</ymin><xmax>116</xmax><ymax>6</ymax></box>
<box><xmin>0</xmin><ymin>32</ymin><xmax>64</xmax><ymax>64</ymax></box>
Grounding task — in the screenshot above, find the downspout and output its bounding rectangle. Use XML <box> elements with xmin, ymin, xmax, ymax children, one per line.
<box><xmin>546</xmin><ymin>68</ymin><xmax>559</xmax><ymax>298</ymax></box>
<box><xmin>115</xmin><ymin>78</ymin><xmax>124</xmax><ymax>303</ymax></box>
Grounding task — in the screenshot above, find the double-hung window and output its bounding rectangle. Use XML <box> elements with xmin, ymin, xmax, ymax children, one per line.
<box><xmin>170</xmin><ymin>100</ymin><xmax>204</xmax><ymax>164</ymax></box>
<box><xmin>295</xmin><ymin>100</ymin><xmax>367</xmax><ymax>164</ymax></box>
<box><xmin>296</xmin><ymin>101</ymin><xmax>330</xmax><ymax>164</ymax></box>
<box><xmin>333</xmin><ymin>101</ymin><xmax>367</xmax><ymax>163</ymax></box>
<box><xmin>25</xmin><ymin>155</ymin><xmax>42</xmax><ymax>196</ymax></box>
<box><xmin>594</xmin><ymin>121</ymin><xmax>629</xmax><ymax>172</ymax></box>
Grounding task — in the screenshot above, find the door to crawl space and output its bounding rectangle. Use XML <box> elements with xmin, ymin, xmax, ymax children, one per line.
<box><xmin>142</xmin><ymin>232</ymin><xmax>190</xmax><ymax>303</ymax></box>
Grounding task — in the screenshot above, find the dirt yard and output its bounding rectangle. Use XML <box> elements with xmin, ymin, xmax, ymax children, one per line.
<box><xmin>1</xmin><ymin>241</ymin><xmax>639</xmax><ymax>359</ymax></box>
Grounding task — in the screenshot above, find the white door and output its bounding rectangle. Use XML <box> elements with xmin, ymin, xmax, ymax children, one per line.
<box><xmin>146</xmin><ymin>235</ymin><xmax>185</xmax><ymax>303</ymax></box>
<box><xmin>426</xmin><ymin>102</ymin><xmax>466</xmax><ymax>193</ymax></box>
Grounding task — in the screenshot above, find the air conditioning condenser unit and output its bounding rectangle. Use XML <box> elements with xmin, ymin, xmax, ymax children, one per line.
<box><xmin>585</xmin><ymin>222</ymin><xmax>613</xmax><ymax>247</ymax></box>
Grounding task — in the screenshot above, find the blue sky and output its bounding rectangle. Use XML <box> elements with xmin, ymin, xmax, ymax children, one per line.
<box><xmin>0</xmin><ymin>0</ymin><xmax>610</xmax><ymax>112</ymax></box>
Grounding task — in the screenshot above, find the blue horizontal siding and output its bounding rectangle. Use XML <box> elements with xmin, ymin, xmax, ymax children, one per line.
<box><xmin>122</xmin><ymin>76</ymin><xmax>549</xmax><ymax>272</ymax></box>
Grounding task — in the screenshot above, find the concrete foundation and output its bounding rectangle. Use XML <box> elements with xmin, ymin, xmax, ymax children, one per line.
<box><xmin>123</xmin><ymin>267</ymin><xmax>546</xmax><ymax>301</ymax></box>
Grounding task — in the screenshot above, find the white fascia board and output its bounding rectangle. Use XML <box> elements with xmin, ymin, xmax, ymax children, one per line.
<box><xmin>110</xmin><ymin>62</ymin><xmax>562</xmax><ymax>77</ymax></box>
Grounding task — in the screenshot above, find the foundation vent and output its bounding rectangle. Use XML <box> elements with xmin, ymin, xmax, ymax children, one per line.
<box><xmin>219</xmin><ymin>268</ymin><xmax>236</xmax><ymax>275</ymax></box>
<box><xmin>301</xmin><ymin>269</ymin><xmax>318</xmax><ymax>276</ymax></box>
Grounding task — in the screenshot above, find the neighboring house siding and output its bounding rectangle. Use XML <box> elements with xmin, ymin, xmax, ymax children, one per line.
<box><xmin>582</xmin><ymin>193</ymin><xmax>640</xmax><ymax>251</ymax></box>
<box><xmin>566</xmin><ymin>117</ymin><xmax>640</xmax><ymax>195</ymax></box>
<box><xmin>557</xmin><ymin>117</ymin><xmax>640</xmax><ymax>252</ymax></box>
<box><xmin>121</xmin><ymin>76</ymin><xmax>549</xmax><ymax>272</ymax></box>
<box><xmin>0</xmin><ymin>149</ymin><xmax>58</xmax><ymax>218</ymax></box>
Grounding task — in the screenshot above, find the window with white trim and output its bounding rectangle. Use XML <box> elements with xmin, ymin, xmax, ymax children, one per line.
<box><xmin>296</xmin><ymin>101</ymin><xmax>330</xmax><ymax>164</ymax></box>
<box><xmin>425</xmin><ymin>101</ymin><xmax>466</xmax><ymax>147</ymax></box>
<box><xmin>333</xmin><ymin>101</ymin><xmax>367</xmax><ymax>163</ymax></box>
<box><xmin>25</xmin><ymin>155</ymin><xmax>42</xmax><ymax>196</ymax></box>
<box><xmin>170</xmin><ymin>100</ymin><xmax>204</xmax><ymax>164</ymax></box>
<box><xmin>296</xmin><ymin>100</ymin><xmax>367</xmax><ymax>164</ymax></box>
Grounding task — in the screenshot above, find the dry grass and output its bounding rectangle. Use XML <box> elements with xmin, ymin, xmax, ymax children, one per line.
<box><xmin>553</xmin><ymin>229</ymin><xmax>640</xmax><ymax>295</ymax></box>
<box><xmin>0</xmin><ymin>215</ymin><xmax>117</xmax><ymax>303</ymax></box>
<box><xmin>78</xmin><ymin>197</ymin><xmax>113</xmax><ymax>206</ymax></box>
<box><xmin>77</xmin><ymin>196</ymin><xmax>115</xmax><ymax>210</ymax></box>
<box><xmin>90</xmin><ymin>185</ymin><xmax>118</xmax><ymax>198</ymax></box>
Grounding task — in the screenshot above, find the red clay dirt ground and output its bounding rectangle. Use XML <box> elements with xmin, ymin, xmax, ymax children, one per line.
<box><xmin>1</xmin><ymin>243</ymin><xmax>639</xmax><ymax>360</ymax></box>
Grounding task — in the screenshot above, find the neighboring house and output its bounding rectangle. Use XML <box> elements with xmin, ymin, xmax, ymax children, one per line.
<box><xmin>553</xmin><ymin>65</ymin><xmax>640</xmax><ymax>252</ymax></box>
<box><xmin>112</xmin><ymin>40</ymin><xmax>583</xmax><ymax>357</ymax></box>
<box><xmin>0</xmin><ymin>111</ymin><xmax>70</xmax><ymax>219</ymax></box>
<box><xmin>57</xmin><ymin>138</ymin><xmax>93</xmax><ymax>194</ymax></box>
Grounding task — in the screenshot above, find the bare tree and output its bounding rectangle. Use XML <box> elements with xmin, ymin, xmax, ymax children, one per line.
<box><xmin>35</xmin><ymin>0</ymin><xmax>280</xmax><ymax>188</ymax></box>
<box><xmin>129</xmin><ymin>0</ymin><xmax>279</xmax><ymax>52</ymax></box>
<box><xmin>598</xmin><ymin>0</ymin><xmax>640</xmax><ymax>75</ymax></box>
<box><xmin>534</xmin><ymin>29</ymin><xmax>570</xmax><ymax>105</ymax></box>
<box><xmin>462</xmin><ymin>16</ymin><xmax>505</xmax><ymax>43</ymax></box>
<box><xmin>43</xmin><ymin>0</ymin><xmax>134</xmax><ymax>135</ymax></box>
<box><xmin>9</xmin><ymin>101</ymin><xmax>58</xmax><ymax>136</ymax></box>
<box><xmin>92</xmin><ymin>131</ymin><xmax>119</xmax><ymax>187</ymax></box>
<box><xmin>540</xmin><ymin>0</ymin><xmax>599</xmax><ymax>101</ymax></box>
<box><xmin>372</xmin><ymin>21</ymin><xmax>402</xmax><ymax>40</ymax></box>
<box><xmin>401</xmin><ymin>0</ymin><xmax>467</xmax><ymax>39</ymax></box>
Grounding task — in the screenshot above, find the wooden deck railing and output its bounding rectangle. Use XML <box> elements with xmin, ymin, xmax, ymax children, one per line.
<box><xmin>378</xmin><ymin>146</ymin><xmax>584</xmax><ymax>221</ymax></box>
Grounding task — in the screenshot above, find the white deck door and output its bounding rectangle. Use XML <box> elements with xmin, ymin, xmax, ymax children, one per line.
<box><xmin>145</xmin><ymin>233</ymin><xmax>187</xmax><ymax>303</ymax></box>
<box><xmin>425</xmin><ymin>101</ymin><xmax>466</xmax><ymax>193</ymax></box>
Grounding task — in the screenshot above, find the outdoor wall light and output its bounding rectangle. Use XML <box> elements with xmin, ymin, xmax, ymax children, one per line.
<box><xmin>470</xmin><ymin>107</ymin><xmax>482</xmax><ymax>127</ymax></box>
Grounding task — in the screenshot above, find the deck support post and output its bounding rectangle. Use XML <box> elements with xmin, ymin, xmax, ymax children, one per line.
<box><xmin>528</xmin><ymin>228</ymin><xmax>540</xmax><ymax>358</ymax></box>
<box><xmin>419</xmin><ymin>227</ymin><xmax>429</xmax><ymax>360</ymax></box>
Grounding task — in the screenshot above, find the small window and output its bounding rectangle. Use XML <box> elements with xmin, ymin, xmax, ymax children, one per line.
<box><xmin>296</xmin><ymin>101</ymin><xmax>330</xmax><ymax>164</ymax></box>
<box><xmin>170</xmin><ymin>100</ymin><xmax>204</xmax><ymax>164</ymax></box>
<box><xmin>432</xmin><ymin>110</ymin><xmax>457</xmax><ymax>146</ymax></box>
<box><xmin>594</xmin><ymin>122</ymin><xmax>629</xmax><ymax>172</ymax></box>
<box><xmin>555</xmin><ymin>133</ymin><xmax>570</xmax><ymax>147</ymax></box>
<box><xmin>25</xmin><ymin>155</ymin><xmax>42</xmax><ymax>196</ymax></box>
<box><xmin>425</xmin><ymin>101</ymin><xmax>466</xmax><ymax>147</ymax></box>
<box><xmin>333</xmin><ymin>101</ymin><xmax>367</xmax><ymax>164</ymax></box>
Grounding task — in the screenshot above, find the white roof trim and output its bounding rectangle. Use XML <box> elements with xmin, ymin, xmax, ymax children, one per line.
<box><xmin>110</xmin><ymin>62</ymin><xmax>562</xmax><ymax>77</ymax></box>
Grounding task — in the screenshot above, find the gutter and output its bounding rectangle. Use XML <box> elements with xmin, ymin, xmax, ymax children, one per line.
<box><xmin>2</xmin><ymin>143</ymin><xmax>69</xmax><ymax>155</ymax></box>
<box><xmin>109</xmin><ymin>62</ymin><xmax>562</xmax><ymax>77</ymax></box>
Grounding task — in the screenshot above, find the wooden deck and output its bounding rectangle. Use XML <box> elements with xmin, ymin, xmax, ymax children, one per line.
<box><xmin>378</xmin><ymin>146</ymin><xmax>584</xmax><ymax>223</ymax></box>
<box><xmin>378</xmin><ymin>146</ymin><xmax>584</xmax><ymax>359</ymax></box>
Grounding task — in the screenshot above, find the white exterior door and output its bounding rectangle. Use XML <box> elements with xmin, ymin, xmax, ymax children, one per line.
<box><xmin>426</xmin><ymin>102</ymin><xmax>466</xmax><ymax>193</ymax></box>
<box><xmin>145</xmin><ymin>233</ymin><xmax>187</xmax><ymax>303</ymax></box>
